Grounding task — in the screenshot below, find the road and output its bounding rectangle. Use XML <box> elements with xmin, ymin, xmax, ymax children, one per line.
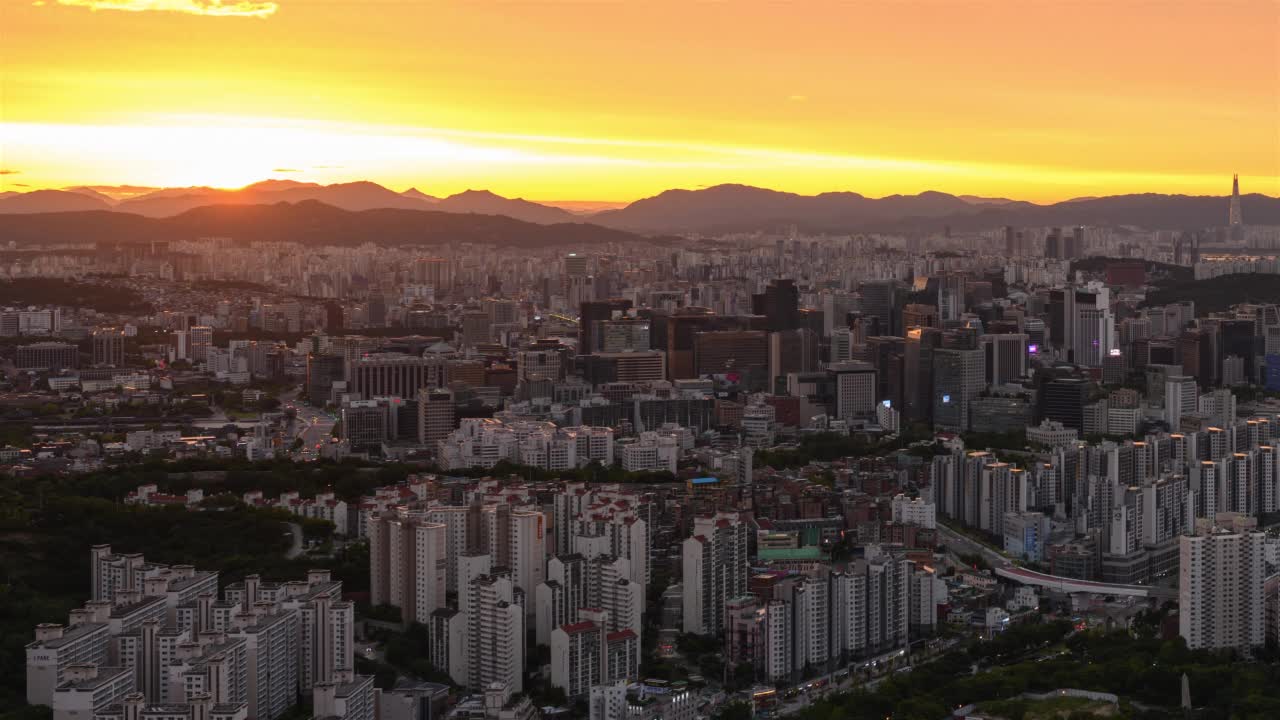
<box><xmin>285</xmin><ymin>522</ymin><xmax>304</xmax><ymax>559</ymax></box>
<box><xmin>936</xmin><ymin>522</ymin><xmax>1011</xmax><ymax>569</ymax></box>
<box><xmin>937</xmin><ymin>523</ymin><xmax>1177</xmax><ymax>600</ymax></box>
<box><xmin>772</xmin><ymin>645</ymin><xmax>932</xmax><ymax>716</ymax></box>
<box><xmin>285</xmin><ymin>398</ymin><xmax>336</xmax><ymax>459</ymax></box>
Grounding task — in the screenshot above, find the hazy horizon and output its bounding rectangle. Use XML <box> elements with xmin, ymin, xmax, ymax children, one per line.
<box><xmin>6</xmin><ymin>176</ymin><xmax>1276</xmax><ymax>210</ymax></box>
<box><xmin>4</xmin><ymin>2</ymin><xmax>1278</xmax><ymax>201</ymax></box>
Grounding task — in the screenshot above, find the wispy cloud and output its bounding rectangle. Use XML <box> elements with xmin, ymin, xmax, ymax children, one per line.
<box><xmin>272</xmin><ymin>167</ymin><xmax>300</xmax><ymax>172</ymax></box>
<box><xmin>0</xmin><ymin>169</ymin><xmax>20</xmax><ymax>175</ymax></box>
<box><xmin>55</xmin><ymin>0</ymin><xmax>279</xmax><ymax>18</ymax></box>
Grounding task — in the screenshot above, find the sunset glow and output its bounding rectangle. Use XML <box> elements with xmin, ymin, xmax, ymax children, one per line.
<box><xmin>4</xmin><ymin>1</ymin><xmax>1278</xmax><ymax>200</ymax></box>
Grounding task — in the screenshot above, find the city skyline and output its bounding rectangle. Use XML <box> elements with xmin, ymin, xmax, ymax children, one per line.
<box><xmin>7</xmin><ymin>3</ymin><xmax>1280</xmax><ymax>719</ymax></box>
<box><xmin>4</xmin><ymin>2</ymin><xmax>1278</xmax><ymax>201</ymax></box>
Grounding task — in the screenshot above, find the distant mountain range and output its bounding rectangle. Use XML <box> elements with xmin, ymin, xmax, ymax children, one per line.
<box><xmin>0</xmin><ymin>201</ymin><xmax>661</xmax><ymax>249</ymax></box>
<box><xmin>0</xmin><ymin>180</ymin><xmax>579</xmax><ymax>225</ymax></box>
<box><xmin>2</xmin><ymin>179</ymin><xmax>1276</xmax><ymax>235</ymax></box>
<box><xmin>588</xmin><ymin>184</ymin><xmax>1280</xmax><ymax>234</ymax></box>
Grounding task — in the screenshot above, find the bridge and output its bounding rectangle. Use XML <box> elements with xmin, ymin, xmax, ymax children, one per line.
<box><xmin>995</xmin><ymin>566</ymin><xmax>1177</xmax><ymax>600</ymax></box>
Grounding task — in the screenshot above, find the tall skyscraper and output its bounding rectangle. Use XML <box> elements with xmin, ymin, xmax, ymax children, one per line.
<box><xmin>904</xmin><ymin>327</ymin><xmax>942</xmax><ymax>424</ymax></box>
<box><xmin>1044</xmin><ymin>227</ymin><xmax>1062</xmax><ymax>260</ymax></box>
<box><xmin>752</xmin><ymin>279</ymin><xmax>800</xmax><ymax>332</ymax></box>
<box><xmin>1228</xmin><ymin>173</ymin><xmax>1243</xmax><ymax>228</ymax></box>
<box><xmin>984</xmin><ymin>333</ymin><xmax>1029</xmax><ymax>385</ymax></box>
<box><xmin>858</xmin><ymin>280</ymin><xmax>899</xmax><ymax>336</ymax></box>
<box><xmin>306</xmin><ymin>353</ymin><xmax>345</xmax><ymax>406</ymax></box>
<box><xmin>932</xmin><ymin>332</ymin><xmax>984</xmax><ymax>432</ymax></box>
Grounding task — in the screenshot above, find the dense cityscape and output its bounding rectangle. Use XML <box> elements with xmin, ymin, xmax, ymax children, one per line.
<box><xmin>5</xmin><ymin>1</ymin><xmax>1280</xmax><ymax>719</ymax></box>
<box><xmin>1</xmin><ymin>173</ymin><xmax>1279</xmax><ymax>720</ymax></box>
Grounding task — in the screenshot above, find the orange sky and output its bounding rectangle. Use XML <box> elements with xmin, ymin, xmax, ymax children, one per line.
<box><xmin>2</xmin><ymin>1</ymin><xmax>1278</xmax><ymax>201</ymax></box>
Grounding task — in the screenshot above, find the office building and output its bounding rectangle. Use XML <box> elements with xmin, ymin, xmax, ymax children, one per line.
<box><xmin>92</xmin><ymin>328</ymin><xmax>127</xmax><ymax>367</ymax></box>
<box><xmin>417</xmin><ymin>388</ymin><xmax>455</xmax><ymax>447</ymax></box>
<box><xmin>347</xmin><ymin>353</ymin><xmax>447</xmax><ymax>400</ymax></box>
<box><xmin>932</xmin><ymin>341</ymin><xmax>984</xmax><ymax>432</ymax></box>
<box><xmin>752</xmin><ymin>279</ymin><xmax>800</xmax><ymax>332</ymax></box>
<box><xmin>306</xmin><ymin>354</ymin><xmax>345</xmax><ymax>406</ymax></box>
<box><xmin>189</xmin><ymin>326</ymin><xmax>213</xmax><ymax>364</ymax></box>
<box><xmin>579</xmin><ymin>299</ymin><xmax>633</xmax><ymax>355</ymax></box>
<box><xmin>16</xmin><ymin>341</ymin><xmax>79</xmax><ymax>371</ymax></box>
<box><xmin>693</xmin><ymin>330</ymin><xmax>769</xmax><ymax>384</ymax></box>
<box><xmin>341</xmin><ymin>400</ymin><xmax>392</xmax><ymax>448</ymax></box>
<box><xmin>984</xmin><ymin>333</ymin><xmax>1028</xmax><ymax>385</ymax></box>
<box><xmin>1039</xmin><ymin>376</ymin><xmax>1090</xmax><ymax>431</ymax></box>
<box><xmin>831</xmin><ymin>362</ymin><xmax>877</xmax><ymax>423</ymax></box>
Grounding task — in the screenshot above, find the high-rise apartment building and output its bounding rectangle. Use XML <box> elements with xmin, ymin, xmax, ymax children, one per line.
<box><xmin>411</xmin><ymin>257</ymin><xmax>452</xmax><ymax>292</ymax></box>
<box><xmin>1179</xmin><ymin>518</ymin><xmax>1266</xmax><ymax>650</ymax></box>
<box><xmin>682</xmin><ymin>511</ymin><xmax>749</xmax><ymax>635</ymax></box>
<box><xmin>465</xmin><ymin>572</ymin><xmax>524</xmax><ymax>696</ymax></box>
<box><xmin>367</xmin><ymin>511</ymin><xmax>447</xmax><ymax>625</ymax></box>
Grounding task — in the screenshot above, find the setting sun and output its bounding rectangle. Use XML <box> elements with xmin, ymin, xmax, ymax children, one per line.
<box><xmin>2</xmin><ymin>1</ymin><xmax>1278</xmax><ymax>200</ymax></box>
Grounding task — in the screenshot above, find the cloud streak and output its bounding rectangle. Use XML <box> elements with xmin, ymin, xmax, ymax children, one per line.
<box><xmin>0</xmin><ymin>169</ymin><xmax>20</xmax><ymax>175</ymax></box>
<box><xmin>55</xmin><ymin>0</ymin><xmax>278</xmax><ymax>18</ymax></box>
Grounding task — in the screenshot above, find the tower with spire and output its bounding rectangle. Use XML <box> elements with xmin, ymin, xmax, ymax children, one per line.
<box><xmin>1229</xmin><ymin>174</ymin><xmax>1243</xmax><ymax>227</ymax></box>
<box><xmin>1228</xmin><ymin>174</ymin><xmax>1245</xmax><ymax>243</ymax></box>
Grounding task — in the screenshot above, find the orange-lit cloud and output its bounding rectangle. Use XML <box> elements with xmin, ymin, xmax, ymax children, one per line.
<box><xmin>55</xmin><ymin>0</ymin><xmax>278</xmax><ymax>18</ymax></box>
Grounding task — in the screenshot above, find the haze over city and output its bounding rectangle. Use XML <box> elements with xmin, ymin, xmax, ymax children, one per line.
<box><xmin>7</xmin><ymin>4</ymin><xmax>1280</xmax><ymax>720</ymax></box>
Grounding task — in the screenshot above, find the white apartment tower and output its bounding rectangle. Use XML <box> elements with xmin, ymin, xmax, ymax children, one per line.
<box><xmin>465</xmin><ymin>573</ymin><xmax>525</xmax><ymax>696</ymax></box>
<box><xmin>1179</xmin><ymin>519</ymin><xmax>1266</xmax><ymax>650</ymax></box>
<box><xmin>367</xmin><ymin>511</ymin><xmax>447</xmax><ymax>624</ymax></box>
<box><xmin>681</xmin><ymin>511</ymin><xmax>749</xmax><ymax>635</ymax></box>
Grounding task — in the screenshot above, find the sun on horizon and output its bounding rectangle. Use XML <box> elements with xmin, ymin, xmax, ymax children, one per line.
<box><xmin>2</xmin><ymin>2</ymin><xmax>1277</xmax><ymax>202</ymax></box>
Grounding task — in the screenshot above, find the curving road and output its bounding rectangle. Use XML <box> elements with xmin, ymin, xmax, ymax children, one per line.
<box><xmin>285</xmin><ymin>522</ymin><xmax>304</xmax><ymax>559</ymax></box>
